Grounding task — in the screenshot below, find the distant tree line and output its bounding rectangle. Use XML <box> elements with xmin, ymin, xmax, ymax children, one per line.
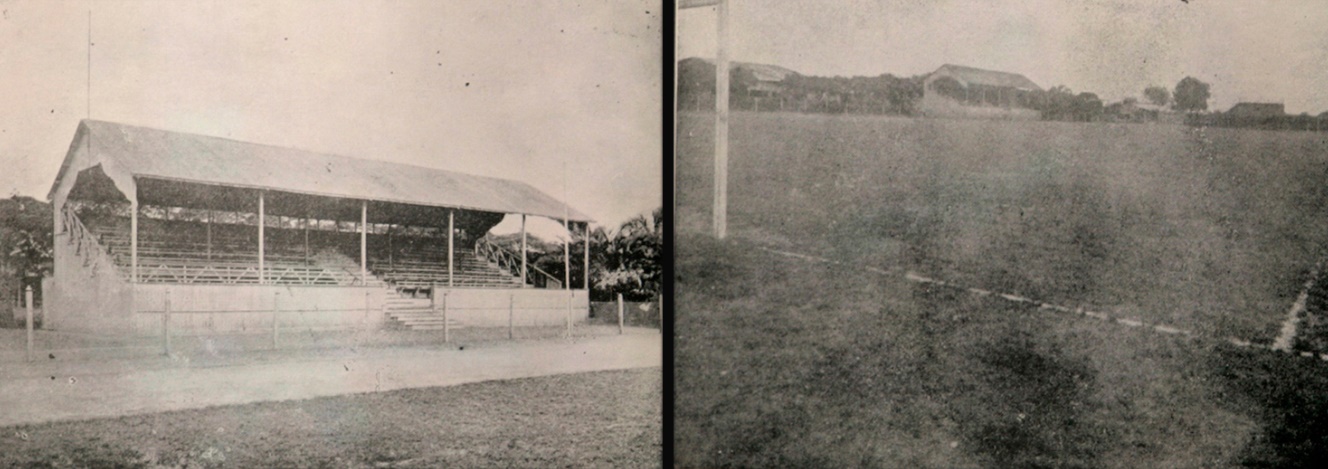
<box><xmin>677</xmin><ymin>58</ymin><xmax>924</xmax><ymax>116</ymax></box>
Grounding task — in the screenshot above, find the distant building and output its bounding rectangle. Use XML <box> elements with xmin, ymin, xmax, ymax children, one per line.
<box><xmin>1105</xmin><ymin>99</ymin><xmax>1181</xmax><ymax>123</ymax></box>
<box><xmin>921</xmin><ymin>64</ymin><xmax>1042</xmax><ymax>120</ymax></box>
<box><xmin>677</xmin><ymin>57</ymin><xmax>799</xmax><ymax>111</ymax></box>
<box><xmin>1226</xmin><ymin>102</ymin><xmax>1285</xmax><ymax>119</ymax></box>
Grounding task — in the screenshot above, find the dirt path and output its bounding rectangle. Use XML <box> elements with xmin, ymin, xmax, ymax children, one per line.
<box><xmin>0</xmin><ymin>331</ymin><xmax>661</xmax><ymax>427</ymax></box>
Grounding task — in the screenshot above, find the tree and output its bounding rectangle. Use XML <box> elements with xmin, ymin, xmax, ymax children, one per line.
<box><xmin>1173</xmin><ymin>76</ymin><xmax>1211</xmax><ymax>112</ymax></box>
<box><xmin>1143</xmin><ymin>86</ymin><xmax>1170</xmax><ymax>107</ymax></box>
<box><xmin>527</xmin><ymin>207</ymin><xmax>662</xmax><ymax>302</ymax></box>
<box><xmin>1071</xmin><ymin>92</ymin><xmax>1104</xmax><ymax>122</ymax></box>
<box><xmin>0</xmin><ymin>196</ymin><xmax>53</xmax><ymax>312</ymax></box>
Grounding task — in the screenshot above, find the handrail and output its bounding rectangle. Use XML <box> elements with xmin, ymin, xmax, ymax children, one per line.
<box><xmin>63</xmin><ymin>209</ymin><xmax>120</xmax><ymax>280</ymax></box>
<box><xmin>474</xmin><ymin>236</ymin><xmax>561</xmax><ymax>289</ymax></box>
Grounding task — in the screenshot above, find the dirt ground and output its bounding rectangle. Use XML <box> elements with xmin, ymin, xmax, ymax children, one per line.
<box><xmin>0</xmin><ymin>331</ymin><xmax>660</xmax><ymax>428</ymax></box>
<box><xmin>0</xmin><ymin>368</ymin><xmax>661</xmax><ymax>468</ymax></box>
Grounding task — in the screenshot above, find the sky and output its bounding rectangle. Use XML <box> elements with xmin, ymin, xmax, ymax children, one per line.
<box><xmin>678</xmin><ymin>0</ymin><xmax>1328</xmax><ymax>115</ymax></box>
<box><xmin>0</xmin><ymin>0</ymin><xmax>661</xmax><ymax>240</ymax></box>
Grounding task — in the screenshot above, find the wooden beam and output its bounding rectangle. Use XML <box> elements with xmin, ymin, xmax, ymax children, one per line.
<box><xmin>206</xmin><ymin>209</ymin><xmax>212</xmax><ymax>260</ymax></box>
<box><xmin>563</xmin><ymin>218</ymin><xmax>570</xmax><ymax>290</ymax></box>
<box><xmin>258</xmin><ymin>191</ymin><xmax>265</xmax><ymax>284</ymax></box>
<box><xmin>583</xmin><ymin>222</ymin><xmax>590</xmax><ymax>291</ymax></box>
<box><xmin>448</xmin><ymin>210</ymin><xmax>454</xmax><ymax>288</ymax></box>
<box><xmin>520</xmin><ymin>214</ymin><xmax>527</xmax><ymax>286</ymax></box>
<box><xmin>130</xmin><ymin>202</ymin><xmax>138</xmax><ymax>283</ymax></box>
<box><xmin>360</xmin><ymin>200</ymin><xmax>367</xmax><ymax>283</ymax></box>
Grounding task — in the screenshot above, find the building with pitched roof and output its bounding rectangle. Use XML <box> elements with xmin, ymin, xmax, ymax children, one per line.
<box><xmin>45</xmin><ymin>120</ymin><xmax>592</xmax><ymax>335</ymax></box>
<box><xmin>921</xmin><ymin>64</ymin><xmax>1042</xmax><ymax>119</ymax></box>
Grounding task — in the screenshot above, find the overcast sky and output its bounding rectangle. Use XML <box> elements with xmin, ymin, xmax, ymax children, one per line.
<box><xmin>0</xmin><ymin>0</ymin><xmax>661</xmax><ymax>239</ymax></box>
<box><xmin>679</xmin><ymin>0</ymin><xmax>1328</xmax><ymax>114</ymax></box>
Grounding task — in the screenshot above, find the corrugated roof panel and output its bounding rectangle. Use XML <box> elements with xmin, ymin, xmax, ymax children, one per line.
<box><xmin>72</xmin><ymin>120</ymin><xmax>592</xmax><ymax>222</ymax></box>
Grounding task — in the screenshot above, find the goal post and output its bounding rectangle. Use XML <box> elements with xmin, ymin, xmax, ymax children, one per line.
<box><xmin>680</xmin><ymin>0</ymin><xmax>729</xmax><ymax>239</ymax></box>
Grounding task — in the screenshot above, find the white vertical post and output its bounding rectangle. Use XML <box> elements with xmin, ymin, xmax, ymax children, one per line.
<box><xmin>564</xmin><ymin>218</ymin><xmax>571</xmax><ymax>336</ymax></box>
<box><xmin>520</xmin><ymin>215</ymin><xmax>527</xmax><ymax>286</ymax></box>
<box><xmin>272</xmin><ymin>291</ymin><xmax>280</xmax><ymax>349</ymax></box>
<box><xmin>206</xmin><ymin>209</ymin><xmax>212</xmax><ymax>260</ymax></box>
<box><xmin>25</xmin><ymin>286</ymin><xmax>33</xmax><ymax>361</ymax></box>
<box><xmin>617</xmin><ymin>292</ymin><xmax>624</xmax><ymax>335</ymax></box>
<box><xmin>563</xmin><ymin>219</ymin><xmax>570</xmax><ymax>290</ymax></box>
<box><xmin>163</xmin><ymin>288</ymin><xmax>171</xmax><ymax>356</ymax></box>
<box><xmin>714</xmin><ymin>0</ymin><xmax>730</xmax><ymax>239</ymax></box>
<box><xmin>589</xmin><ymin>220</ymin><xmax>594</xmax><ymax>290</ymax></box>
<box><xmin>258</xmin><ymin>192</ymin><xmax>265</xmax><ymax>284</ymax></box>
<box><xmin>130</xmin><ymin>202</ymin><xmax>138</xmax><ymax>283</ymax></box>
<box><xmin>447</xmin><ymin>210</ymin><xmax>454</xmax><ymax>288</ymax></box>
<box><xmin>442</xmin><ymin>290</ymin><xmax>450</xmax><ymax>344</ymax></box>
<box><xmin>508</xmin><ymin>293</ymin><xmax>515</xmax><ymax>340</ymax></box>
<box><xmin>360</xmin><ymin>200</ymin><xmax>368</xmax><ymax>284</ymax></box>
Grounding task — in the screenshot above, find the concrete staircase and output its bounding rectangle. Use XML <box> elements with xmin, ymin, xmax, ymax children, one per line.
<box><xmin>383</xmin><ymin>295</ymin><xmax>465</xmax><ymax>331</ymax></box>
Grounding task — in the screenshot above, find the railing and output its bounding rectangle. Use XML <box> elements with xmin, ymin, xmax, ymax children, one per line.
<box><xmin>475</xmin><ymin>236</ymin><xmax>561</xmax><ymax>289</ymax></box>
<box><xmin>63</xmin><ymin>208</ymin><xmax>118</xmax><ymax>279</ymax></box>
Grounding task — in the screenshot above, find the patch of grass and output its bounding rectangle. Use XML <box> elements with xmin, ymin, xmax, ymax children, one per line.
<box><xmin>0</xmin><ymin>368</ymin><xmax>660</xmax><ymax>468</ymax></box>
<box><xmin>675</xmin><ymin>233</ymin><xmax>1270</xmax><ymax>467</ymax></box>
<box><xmin>1211</xmin><ymin>346</ymin><xmax>1328</xmax><ymax>467</ymax></box>
<box><xmin>678</xmin><ymin>112</ymin><xmax>1328</xmax><ymax>341</ymax></box>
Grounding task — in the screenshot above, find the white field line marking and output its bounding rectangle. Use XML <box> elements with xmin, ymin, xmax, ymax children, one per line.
<box><xmin>1272</xmin><ymin>260</ymin><xmax>1323</xmax><ymax>352</ymax></box>
<box><xmin>754</xmin><ymin>245</ymin><xmax>1328</xmax><ymax>361</ymax></box>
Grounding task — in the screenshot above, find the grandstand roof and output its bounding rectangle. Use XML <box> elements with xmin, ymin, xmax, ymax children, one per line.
<box><xmin>929</xmin><ymin>64</ymin><xmax>1042</xmax><ymax>92</ymax></box>
<box><xmin>49</xmin><ymin>120</ymin><xmax>592</xmax><ymax>222</ymax></box>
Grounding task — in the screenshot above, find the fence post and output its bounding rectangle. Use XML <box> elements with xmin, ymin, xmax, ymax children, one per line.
<box><xmin>618</xmin><ymin>293</ymin><xmax>624</xmax><ymax>335</ymax></box>
<box><xmin>364</xmin><ymin>290</ymin><xmax>370</xmax><ymax>329</ymax></box>
<box><xmin>442</xmin><ymin>290</ymin><xmax>450</xmax><ymax>344</ymax></box>
<box><xmin>508</xmin><ymin>293</ymin><xmax>515</xmax><ymax>340</ymax></box>
<box><xmin>272</xmin><ymin>291</ymin><xmax>280</xmax><ymax>350</ymax></box>
<box><xmin>163</xmin><ymin>288</ymin><xmax>172</xmax><ymax>356</ymax></box>
<box><xmin>25</xmin><ymin>286</ymin><xmax>34</xmax><ymax>361</ymax></box>
<box><xmin>565</xmin><ymin>291</ymin><xmax>573</xmax><ymax>338</ymax></box>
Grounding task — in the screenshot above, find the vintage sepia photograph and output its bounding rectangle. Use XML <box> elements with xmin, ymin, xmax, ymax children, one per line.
<box><xmin>675</xmin><ymin>0</ymin><xmax>1328</xmax><ymax>467</ymax></box>
<box><xmin>0</xmin><ymin>1</ymin><xmax>662</xmax><ymax>466</ymax></box>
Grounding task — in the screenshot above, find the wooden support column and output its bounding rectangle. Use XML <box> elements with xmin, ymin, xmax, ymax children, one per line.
<box><xmin>360</xmin><ymin>200</ymin><xmax>367</xmax><ymax>283</ymax></box>
<box><xmin>303</xmin><ymin>217</ymin><xmax>309</xmax><ymax>264</ymax></box>
<box><xmin>563</xmin><ymin>218</ymin><xmax>570</xmax><ymax>291</ymax></box>
<box><xmin>520</xmin><ymin>215</ymin><xmax>527</xmax><ymax>285</ymax></box>
<box><xmin>447</xmin><ymin>210</ymin><xmax>455</xmax><ymax>288</ymax></box>
<box><xmin>206</xmin><ymin>209</ymin><xmax>212</xmax><ymax>260</ymax></box>
<box><xmin>258</xmin><ymin>191</ymin><xmax>265</xmax><ymax>284</ymax></box>
<box><xmin>130</xmin><ymin>201</ymin><xmax>138</xmax><ymax>283</ymax></box>
<box><xmin>583</xmin><ymin>222</ymin><xmax>590</xmax><ymax>291</ymax></box>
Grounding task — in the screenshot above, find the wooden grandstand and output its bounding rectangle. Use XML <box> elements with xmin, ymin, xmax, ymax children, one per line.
<box><xmin>45</xmin><ymin>120</ymin><xmax>592</xmax><ymax>335</ymax></box>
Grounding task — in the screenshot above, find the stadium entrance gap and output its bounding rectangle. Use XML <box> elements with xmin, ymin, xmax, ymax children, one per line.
<box><xmin>44</xmin><ymin>120</ymin><xmax>593</xmax><ymax>335</ymax></box>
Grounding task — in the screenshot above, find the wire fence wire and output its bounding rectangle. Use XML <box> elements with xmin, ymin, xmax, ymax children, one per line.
<box><xmin>2</xmin><ymin>289</ymin><xmax>659</xmax><ymax>363</ymax></box>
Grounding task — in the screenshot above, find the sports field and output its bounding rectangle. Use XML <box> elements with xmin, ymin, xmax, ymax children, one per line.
<box><xmin>675</xmin><ymin>111</ymin><xmax>1328</xmax><ymax>466</ymax></box>
<box><xmin>678</xmin><ymin>111</ymin><xmax>1328</xmax><ymax>340</ymax></box>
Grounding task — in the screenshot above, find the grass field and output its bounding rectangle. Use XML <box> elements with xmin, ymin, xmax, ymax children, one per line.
<box><xmin>679</xmin><ymin>111</ymin><xmax>1328</xmax><ymax>340</ymax></box>
<box><xmin>675</xmin><ymin>111</ymin><xmax>1328</xmax><ymax>466</ymax></box>
<box><xmin>0</xmin><ymin>368</ymin><xmax>660</xmax><ymax>468</ymax></box>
